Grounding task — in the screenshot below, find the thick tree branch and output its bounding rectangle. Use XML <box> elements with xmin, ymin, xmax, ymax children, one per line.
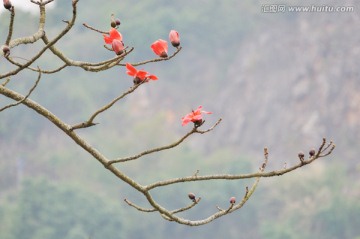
<box><xmin>0</xmin><ymin>85</ymin><xmax>146</xmax><ymax>195</ymax></box>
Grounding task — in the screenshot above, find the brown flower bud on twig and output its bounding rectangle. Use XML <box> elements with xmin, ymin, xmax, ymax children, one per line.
<box><xmin>229</xmin><ymin>197</ymin><xmax>236</xmax><ymax>204</ymax></box>
<box><xmin>2</xmin><ymin>45</ymin><xmax>10</xmax><ymax>57</ymax></box>
<box><xmin>3</xmin><ymin>0</ymin><xmax>12</xmax><ymax>10</ymax></box>
<box><xmin>309</xmin><ymin>148</ymin><xmax>316</xmax><ymax>157</ymax></box>
<box><xmin>298</xmin><ymin>151</ymin><xmax>305</xmax><ymax>163</ymax></box>
<box><xmin>188</xmin><ymin>192</ymin><xmax>196</xmax><ymax>202</ymax></box>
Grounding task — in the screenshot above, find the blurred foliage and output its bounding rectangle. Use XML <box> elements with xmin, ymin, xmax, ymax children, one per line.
<box><xmin>0</xmin><ymin>178</ymin><xmax>125</xmax><ymax>239</ymax></box>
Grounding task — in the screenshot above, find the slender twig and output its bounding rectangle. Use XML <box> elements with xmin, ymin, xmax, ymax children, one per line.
<box><xmin>0</xmin><ymin>1</ymin><xmax>76</xmax><ymax>79</ymax></box>
<box><xmin>125</xmin><ymin>195</ymin><xmax>201</xmax><ymax>216</ymax></box>
<box><xmin>5</xmin><ymin>6</ymin><xmax>15</xmax><ymax>46</ymax></box>
<box><xmin>108</xmin><ymin>118</ymin><xmax>222</xmax><ymax>165</ymax></box>
<box><xmin>119</xmin><ymin>47</ymin><xmax>182</xmax><ymax>67</ymax></box>
<box><xmin>0</xmin><ymin>67</ymin><xmax>41</xmax><ymax>112</ymax></box>
<box><xmin>70</xmin><ymin>80</ymin><xmax>146</xmax><ymax>130</ymax></box>
<box><xmin>124</xmin><ymin>199</ymin><xmax>156</xmax><ymax>212</ymax></box>
<box><xmin>5</xmin><ymin>57</ymin><xmax>68</xmax><ymax>74</ymax></box>
<box><xmin>171</xmin><ymin>198</ymin><xmax>201</xmax><ymax>214</ymax></box>
<box><xmin>83</xmin><ymin>23</ymin><xmax>108</xmax><ymax>34</ymax></box>
<box><xmin>1</xmin><ymin>78</ymin><xmax>11</xmax><ymax>87</ymax></box>
<box><xmin>144</xmin><ymin>139</ymin><xmax>334</xmax><ymax>190</ymax></box>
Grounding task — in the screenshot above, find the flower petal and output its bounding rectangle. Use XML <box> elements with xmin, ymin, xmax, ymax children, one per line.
<box><xmin>103</xmin><ymin>35</ymin><xmax>113</xmax><ymax>44</ymax></box>
<box><xmin>136</xmin><ymin>70</ymin><xmax>148</xmax><ymax>80</ymax></box>
<box><xmin>151</xmin><ymin>39</ymin><xmax>168</xmax><ymax>57</ymax></box>
<box><xmin>126</xmin><ymin>63</ymin><xmax>138</xmax><ymax>77</ymax></box>
<box><xmin>103</xmin><ymin>28</ymin><xmax>122</xmax><ymax>44</ymax></box>
<box><xmin>147</xmin><ymin>74</ymin><xmax>158</xmax><ymax>80</ymax></box>
<box><xmin>181</xmin><ymin>117</ymin><xmax>191</xmax><ymax>126</ymax></box>
<box><xmin>109</xmin><ymin>28</ymin><xmax>122</xmax><ymax>41</ymax></box>
<box><xmin>201</xmin><ymin>110</ymin><xmax>212</xmax><ymax>115</ymax></box>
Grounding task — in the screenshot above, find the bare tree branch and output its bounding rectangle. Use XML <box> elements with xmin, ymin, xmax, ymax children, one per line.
<box><xmin>119</xmin><ymin>47</ymin><xmax>182</xmax><ymax>67</ymax></box>
<box><xmin>108</xmin><ymin>118</ymin><xmax>222</xmax><ymax>165</ymax></box>
<box><xmin>0</xmin><ymin>0</ymin><xmax>336</xmax><ymax>226</ymax></box>
<box><xmin>70</xmin><ymin>80</ymin><xmax>146</xmax><ymax>130</ymax></box>
<box><xmin>5</xmin><ymin>5</ymin><xmax>15</xmax><ymax>46</ymax></box>
<box><xmin>144</xmin><ymin>139</ymin><xmax>334</xmax><ymax>191</ymax></box>
<box><xmin>0</xmin><ymin>67</ymin><xmax>42</xmax><ymax>112</ymax></box>
<box><xmin>0</xmin><ymin>1</ymin><xmax>78</xmax><ymax>79</ymax></box>
<box><xmin>30</xmin><ymin>0</ymin><xmax>55</xmax><ymax>5</ymax></box>
<box><xmin>83</xmin><ymin>23</ymin><xmax>108</xmax><ymax>34</ymax></box>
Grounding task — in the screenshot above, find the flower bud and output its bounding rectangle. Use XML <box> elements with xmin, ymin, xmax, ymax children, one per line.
<box><xmin>309</xmin><ymin>148</ymin><xmax>316</xmax><ymax>157</ymax></box>
<box><xmin>3</xmin><ymin>0</ymin><xmax>12</xmax><ymax>10</ymax></box>
<box><xmin>111</xmin><ymin>39</ymin><xmax>124</xmax><ymax>55</ymax></box>
<box><xmin>169</xmin><ymin>30</ymin><xmax>180</xmax><ymax>47</ymax></box>
<box><xmin>133</xmin><ymin>77</ymin><xmax>142</xmax><ymax>85</ymax></box>
<box><xmin>159</xmin><ymin>52</ymin><xmax>168</xmax><ymax>58</ymax></box>
<box><xmin>151</xmin><ymin>39</ymin><xmax>168</xmax><ymax>58</ymax></box>
<box><xmin>2</xmin><ymin>45</ymin><xmax>10</xmax><ymax>57</ymax></box>
<box><xmin>115</xmin><ymin>18</ymin><xmax>121</xmax><ymax>26</ymax></box>
<box><xmin>111</xmin><ymin>21</ymin><xmax>116</xmax><ymax>28</ymax></box>
<box><xmin>230</xmin><ymin>197</ymin><xmax>236</xmax><ymax>204</ymax></box>
<box><xmin>188</xmin><ymin>192</ymin><xmax>196</xmax><ymax>201</ymax></box>
<box><xmin>298</xmin><ymin>151</ymin><xmax>305</xmax><ymax>162</ymax></box>
<box><xmin>194</xmin><ymin>119</ymin><xmax>203</xmax><ymax>128</ymax></box>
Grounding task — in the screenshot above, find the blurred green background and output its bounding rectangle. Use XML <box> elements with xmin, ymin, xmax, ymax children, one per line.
<box><xmin>1</xmin><ymin>0</ymin><xmax>359</xmax><ymax>238</ymax></box>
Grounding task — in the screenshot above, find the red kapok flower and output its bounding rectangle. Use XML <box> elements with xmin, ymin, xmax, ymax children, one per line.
<box><xmin>103</xmin><ymin>28</ymin><xmax>122</xmax><ymax>44</ymax></box>
<box><xmin>112</xmin><ymin>39</ymin><xmax>124</xmax><ymax>55</ymax></box>
<box><xmin>151</xmin><ymin>39</ymin><xmax>168</xmax><ymax>58</ymax></box>
<box><xmin>169</xmin><ymin>30</ymin><xmax>180</xmax><ymax>47</ymax></box>
<box><xmin>181</xmin><ymin>106</ymin><xmax>212</xmax><ymax>127</ymax></box>
<box><xmin>126</xmin><ymin>63</ymin><xmax>158</xmax><ymax>84</ymax></box>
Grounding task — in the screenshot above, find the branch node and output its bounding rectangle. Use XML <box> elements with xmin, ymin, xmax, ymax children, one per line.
<box><xmin>70</xmin><ymin>121</ymin><xmax>98</xmax><ymax>131</ymax></box>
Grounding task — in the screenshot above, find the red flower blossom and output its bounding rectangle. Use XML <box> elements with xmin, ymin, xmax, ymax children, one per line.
<box><xmin>126</xmin><ymin>63</ymin><xmax>158</xmax><ymax>84</ymax></box>
<box><xmin>103</xmin><ymin>28</ymin><xmax>122</xmax><ymax>44</ymax></box>
<box><xmin>169</xmin><ymin>30</ymin><xmax>180</xmax><ymax>47</ymax></box>
<box><xmin>151</xmin><ymin>39</ymin><xmax>168</xmax><ymax>58</ymax></box>
<box><xmin>181</xmin><ymin>106</ymin><xmax>212</xmax><ymax>126</ymax></box>
<box><xmin>112</xmin><ymin>39</ymin><xmax>124</xmax><ymax>55</ymax></box>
